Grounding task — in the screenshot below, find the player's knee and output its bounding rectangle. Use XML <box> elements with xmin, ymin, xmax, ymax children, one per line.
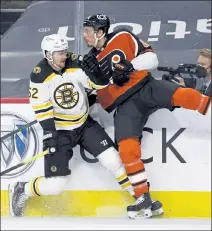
<box><xmin>44</xmin><ymin>176</ymin><xmax>69</xmax><ymax>195</ymax></box>
<box><xmin>118</xmin><ymin>137</ymin><xmax>141</xmax><ymax>164</ymax></box>
<box><xmin>97</xmin><ymin>147</ymin><xmax>122</xmax><ymax>171</ymax></box>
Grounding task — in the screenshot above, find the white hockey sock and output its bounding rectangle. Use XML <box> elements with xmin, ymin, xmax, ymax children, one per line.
<box><xmin>98</xmin><ymin>147</ymin><xmax>135</xmax><ymax>197</ymax></box>
<box><xmin>114</xmin><ymin>165</ymin><xmax>135</xmax><ymax>196</ymax></box>
<box><xmin>24</xmin><ymin>176</ymin><xmax>69</xmax><ymax>197</ymax></box>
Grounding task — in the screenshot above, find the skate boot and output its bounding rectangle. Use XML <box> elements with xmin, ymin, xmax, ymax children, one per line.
<box><xmin>132</xmin><ymin>195</ymin><xmax>164</xmax><ymax>217</ymax></box>
<box><xmin>146</xmin><ymin>182</ymin><xmax>164</xmax><ymax>216</ymax></box>
<box><xmin>8</xmin><ymin>182</ymin><xmax>29</xmax><ymax>217</ymax></box>
<box><xmin>127</xmin><ymin>192</ymin><xmax>152</xmax><ymax>219</ymax></box>
<box><xmin>151</xmin><ymin>199</ymin><xmax>164</xmax><ymax>217</ymax></box>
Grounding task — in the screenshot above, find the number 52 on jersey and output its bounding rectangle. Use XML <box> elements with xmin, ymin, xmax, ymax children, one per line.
<box><xmin>29</xmin><ymin>87</ymin><xmax>38</xmax><ymax>99</ymax></box>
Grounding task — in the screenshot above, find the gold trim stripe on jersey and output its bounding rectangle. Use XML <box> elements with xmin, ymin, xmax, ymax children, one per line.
<box><xmin>35</xmin><ymin>110</ymin><xmax>54</xmax><ymax>121</ymax></box>
<box><xmin>32</xmin><ymin>101</ymin><xmax>52</xmax><ymax>111</ymax></box>
<box><xmin>66</xmin><ymin>68</ymin><xmax>80</xmax><ymax>73</ymax></box>
<box><xmin>88</xmin><ymin>79</ymin><xmax>109</xmax><ymax>90</ymax></box>
<box><xmin>54</xmin><ymin>104</ymin><xmax>89</xmax><ymax>121</ymax></box>
<box><xmin>33</xmin><ymin>100</ymin><xmax>54</xmax><ymax>121</ymax></box>
<box><xmin>55</xmin><ymin>113</ymin><xmax>88</xmax><ymax>127</ymax></box>
<box><xmin>44</xmin><ymin>73</ymin><xmax>56</xmax><ymax>82</ymax></box>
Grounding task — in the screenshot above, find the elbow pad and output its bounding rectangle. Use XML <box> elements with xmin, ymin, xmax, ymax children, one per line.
<box><xmin>131</xmin><ymin>52</ymin><xmax>159</xmax><ymax>71</ymax></box>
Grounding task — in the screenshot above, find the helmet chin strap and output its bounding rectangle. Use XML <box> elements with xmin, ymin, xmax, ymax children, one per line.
<box><xmin>94</xmin><ymin>32</ymin><xmax>105</xmax><ymax>48</ymax></box>
<box><xmin>46</xmin><ymin>52</ymin><xmax>62</xmax><ymax>70</ymax></box>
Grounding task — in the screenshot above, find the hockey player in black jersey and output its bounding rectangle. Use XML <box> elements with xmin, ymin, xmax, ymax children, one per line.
<box><xmin>8</xmin><ymin>34</ymin><xmax>137</xmax><ymax>217</ymax></box>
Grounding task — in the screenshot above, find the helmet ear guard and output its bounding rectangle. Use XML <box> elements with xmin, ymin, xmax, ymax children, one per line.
<box><xmin>44</xmin><ymin>50</ymin><xmax>54</xmax><ymax>62</ymax></box>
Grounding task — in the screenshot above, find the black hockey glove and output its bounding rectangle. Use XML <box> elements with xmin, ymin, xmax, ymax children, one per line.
<box><xmin>112</xmin><ymin>60</ymin><xmax>135</xmax><ymax>87</ymax></box>
<box><xmin>43</xmin><ymin>131</ymin><xmax>58</xmax><ymax>154</ymax></box>
<box><xmin>81</xmin><ymin>54</ymin><xmax>110</xmax><ymax>86</ymax></box>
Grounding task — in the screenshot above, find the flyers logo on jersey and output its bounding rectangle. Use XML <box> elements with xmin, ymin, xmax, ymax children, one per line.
<box><xmin>112</xmin><ymin>55</ymin><xmax>121</xmax><ymax>64</ymax></box>
<box><xmin>98</xmin><ymin>49</ymin><xmax>126</xmax><ymax>76</ymax></box>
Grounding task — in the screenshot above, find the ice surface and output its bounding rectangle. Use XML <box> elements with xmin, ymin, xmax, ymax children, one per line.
<box><xmin>1</xmin><ymin>217</ymin><xmax>211</xmax><ymax>230</ymax></box>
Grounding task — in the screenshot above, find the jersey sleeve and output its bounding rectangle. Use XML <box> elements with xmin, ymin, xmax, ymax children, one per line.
<box><xmin>29</xmin><ymin>72</ymin><xmax>56</xmax><ymax>132</ymax></box>
<box><xmin>117</xmin><ymin>29</ymin><xmax>153</xmax><ymax>57</ymax></box>
<box><xmin>76</xmin><ymin>68</ymin><xmax>109</xmax><ymax>90</ymax></box>
<box><xmin>76</xmin><ymin>69</ymin><xmax>92</xmax><ymax>89</ymax></box>
<box><xmin>96</xmin><ymin>29</ymin><xmax>153</xmax><ymax>64</ymax></box>
<box><xmin>127</xmin><ymin>30</ymin><xmax>153</xmax><ymax>57</ymax></box>
<box><xmin>86</xmin><ymin>89</ymin><xmax>97</xmax><ymax>107</ymax></box>
<box><xmin>137</xmin><ymin>39</ymin><xmax>153</xmax><ymax>54</ymax></box>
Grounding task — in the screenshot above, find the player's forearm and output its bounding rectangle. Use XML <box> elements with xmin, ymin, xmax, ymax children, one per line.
<box><xmin>131</xmin><ymin>52</ymin><xmax>159</xmax><ymax>71</ymax></box>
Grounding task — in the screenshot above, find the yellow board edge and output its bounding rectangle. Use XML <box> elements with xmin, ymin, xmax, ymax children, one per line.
<box><xmin>1</xmin><ymin>190</ymin><xmax>211</xmax><ymax>218</ymax></box>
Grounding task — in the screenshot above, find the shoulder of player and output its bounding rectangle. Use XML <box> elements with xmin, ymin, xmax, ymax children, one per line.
<box><xmin>30</xmin><ymin>58</ymin><xmax>54</xmax><ymax>83</ymax></box>
<box><xmin>108</xmin><ymin>28</ymin><xmax>135</xmax><ymax>39</ymax></box>
<box><xmin>65</xmin><ymin>52</ymin><xmax>82</xmax><ymax>70</ymax></box>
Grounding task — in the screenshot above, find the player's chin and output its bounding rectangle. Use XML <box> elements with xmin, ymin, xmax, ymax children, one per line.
<box><xmin>59</xmin><ymin>63</ymin><xmax>66</xmax><ymax>68</ymax></box>
<box><xmin>85</xmin><ymin>42</ymin><xmax>93</xmax><ymax>47</ymax></box>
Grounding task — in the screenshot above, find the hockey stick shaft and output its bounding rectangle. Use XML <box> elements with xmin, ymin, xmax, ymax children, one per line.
<box><xmin>0</xmin><ymin>149</ymin><xmax>49</xmax><ymax>176</ymax></box>
<box><xmin>0</xmin><ymin>119</ymin><xmax>37</xmax><ymax>141</ymax></box>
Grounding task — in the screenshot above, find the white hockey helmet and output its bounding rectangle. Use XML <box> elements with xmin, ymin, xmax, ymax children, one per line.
<box><xmin>41</xmin><ymin>34</ymin><xmax>69</xmax><ymax>60</ymax></box>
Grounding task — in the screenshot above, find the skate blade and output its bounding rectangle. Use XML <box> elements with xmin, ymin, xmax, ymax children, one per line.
<box><xmin>151</xmin><ymin>208</ymin><xmax>164</xmax><ymax>217</ymax></box>
<box><xmin>128</xmin><ymin>208</ymin><xmax>152</xmax><ymax>219</ymax></box>
<box><xmin>8</xmin><ymin>184</ymin><xmax>16</xmax><ymax>217</ymax></box>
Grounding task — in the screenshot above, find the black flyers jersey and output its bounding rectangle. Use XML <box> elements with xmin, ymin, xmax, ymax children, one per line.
<box><xmin>89</xmin><ymin>28</ymin><xmax>153</xmax><ymax>112</ymax></box>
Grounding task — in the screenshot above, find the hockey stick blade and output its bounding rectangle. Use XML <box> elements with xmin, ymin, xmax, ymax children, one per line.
<box><xmin>0</xmin><ymin>119</ymin><xmax>37</xmax><ymax>142</ymax></box>
<box><xmin>0</xmin><ymin>149</ymin><xmax>49</xmax><ymax>176</ymax></box>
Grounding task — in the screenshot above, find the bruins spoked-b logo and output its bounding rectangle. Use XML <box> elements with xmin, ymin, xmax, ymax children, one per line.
<box><xmin>54</xmin><ymin>83</ymin><xmax>79</xmax><ymax>109</ymax></box>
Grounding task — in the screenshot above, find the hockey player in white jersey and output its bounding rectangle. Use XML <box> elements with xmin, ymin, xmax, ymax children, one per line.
<box><xmin>8</xmin><ymin>34</ymin><xmax>136</xmax><ymax>217</ymax></box>
<box><xmin>8</xmin><ymin>34</ymin><xmax>162</xmax><ymax>218</ymax></box>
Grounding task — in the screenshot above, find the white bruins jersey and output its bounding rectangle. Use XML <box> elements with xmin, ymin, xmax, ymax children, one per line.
<box><xmin>29</xmin><ymin>55</ymin><xmax>96</xmax><ymax>131</ymax></box>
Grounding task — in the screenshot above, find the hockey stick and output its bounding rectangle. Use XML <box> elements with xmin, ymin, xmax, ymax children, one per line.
<box><xmin>0</xmin><ymin>119</ymin><xmax>37</xmax><ymax>142</ymax></box>
<box><xmin>0</xmin><ymin>149</ymin><xmax>49</xmax><ymax>176</ymax></box>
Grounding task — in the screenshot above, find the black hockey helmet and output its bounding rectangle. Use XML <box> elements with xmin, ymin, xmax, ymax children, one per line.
<box><xmin>83</xmin><ymin>14</ymin><xmax>110</xmax><ymax>34</ymax></box>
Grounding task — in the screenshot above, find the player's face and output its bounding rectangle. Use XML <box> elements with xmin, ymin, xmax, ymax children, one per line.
<box><xmin>52</xmin><ymin>50</ymin><xmax>68</xmax><ymax>68</ymax></box>
<box><xmin>83</xmin><ymin>26</ymin><xmax>96</xmax><ymax>47</ymax></box>
<box><xmin>197</xmin><ymin>55</ymin><xmax>211</xmax><ymax>76</ymax></box>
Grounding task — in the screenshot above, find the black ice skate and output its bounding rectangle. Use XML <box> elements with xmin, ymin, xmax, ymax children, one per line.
<box><xmin>151</xmin><ymin>200</ymin><xmax>164</xmax><ymax>217</ymax></box>
<box><xmin>131</xmin><ymin>195</ymin><xmax>164</xmax><ymax>218</ymax></box>
<box><xmin>8</xmin><ymin>182</ymin><xmax>29</xmax><ymax>217</ymax></box>
<box><xmin>127</xmin><ymin>192</ymin><xmax>153</xmax><ymax>219</ymax></box>
<box><xmin>146</xmin><ymin>182</ymin><xmax>164</xmax><ymax>216</ymax></box>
